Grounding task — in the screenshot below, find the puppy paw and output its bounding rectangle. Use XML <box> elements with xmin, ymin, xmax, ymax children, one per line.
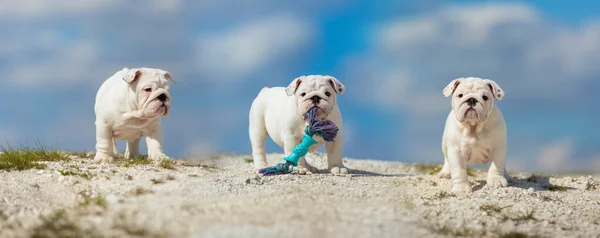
<box><xmin>93</xmin><ymin>153</ymin><xmax>114</xmax><ymax>164</ymax></box>
<box><xmin>487</xmin><ymin>175</ymin><xmax>508</xmax><ymax>188</ymax></box>
<box><xmin>296</xmin><ymin>161</ymin><xmax>318</xmax><ymax>175</ymax></box>
<box><xmin>296</xmin><ymin>167</ymin><xmax>314</xmax><ymax>175</ymax></box>
<box><xmin>254</xmin><ymin>161</ymin><xmax>269</xmax><ymax>171</ymax></box>
<box><xmin>148</xmin><ymin>153</ymin><xmax>169</xmax><ymax>161</ymax></box>
<box><xmin>451</xmin><ymin>183</ymin><xmax>472</xmax><ymax>194</ymax></box>
<box><xmin>329</xmin><ymin>165</ymin><xmax>349</xmax><ymax>175</ymax></box>
<box><xmin>437</xmin><ymin>171</ymin><xmax>451</xmax><ymax>179</ymax></box>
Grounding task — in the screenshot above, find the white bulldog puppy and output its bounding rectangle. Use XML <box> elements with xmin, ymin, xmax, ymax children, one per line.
<box><xmin>439</xmin><ymin>77</ymin><xmax>508</xmax><ymax>193</ymax></box>
<box><xmin>94</xmin><ymin>67</ymin><xmax>174</xmax><ymax>163</ymax></box>
<box><xmin>249</xmin><ymin>75</ymin><xmax>347</xmax><ymax>175</ymax></box>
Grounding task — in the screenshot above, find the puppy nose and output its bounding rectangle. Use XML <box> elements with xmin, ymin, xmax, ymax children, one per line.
<box><xmin>466</xmin><ymin>98</ymin><xmax>477</xmax><ymax>106</ymax></box>
<box><xmin>311</xmin><ymin>96</ymin><xmax>321</xmax><ymax>104</ymax></box>
<box><xmin>157</xmin><ymin>94</ymin><xmax>167</xmax><ymax>102</ymax></box>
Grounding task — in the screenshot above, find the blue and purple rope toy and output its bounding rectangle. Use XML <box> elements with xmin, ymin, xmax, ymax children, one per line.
<box><xmin>258</xmin><ymin>107</ymin><xmax>339</xmax><ymax>176</ymax></box>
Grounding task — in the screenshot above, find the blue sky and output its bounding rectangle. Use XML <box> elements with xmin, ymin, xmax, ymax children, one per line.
<box><xmin>1</xmin><ymin>0</ymin><xmax>599</xmax><ymax>173</ymax></box>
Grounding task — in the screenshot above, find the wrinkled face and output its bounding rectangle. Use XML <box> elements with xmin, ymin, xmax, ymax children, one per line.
<box><xmin>286</xmin><ymin>75</ymin><xmax>344</xmax><ymax>120</ymax></box>
<box><xmin>443</xmin><ymin>77</ymin><xmax>504</xmax><ymax>125</ymax></box>
<box><xmin>127</xmin><ymin>69</ymin><xmax>173</xmax><ymax>118</ymax></box>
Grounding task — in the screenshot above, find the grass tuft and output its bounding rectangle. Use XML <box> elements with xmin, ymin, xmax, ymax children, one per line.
<box><xmin>159</xmin><ymin>159</ymin><xmax>176</xmax><ymax>170</ymax></box>
<box><xmin>412</xmin><ymin>163</ymin><xmax>442</xmax><ymax>175</ymax></box>
<box><xmin>30</xmin><ymin>210</ymin><xmax>84</xmax><ymax>238</ymax></box>
<box><xmin>59</xmin><ymin>168</ymin><xmax>93</xmax><ymax>180</ymax></box>
<box><xmin>243</xmin><ymin>156</ymin><xmax>253</xmax><ymax>164</ymax></box>
<box><xmin>512</xmin><ymin>209</ymin><xmax>536</xmax><ymax>222</ymax></box>
<box><xmin>79</xmin><ymin>191</ymin><xmax>107</xmax><ymax>209</ymax></box>
<box><xmin>585</xmin><ymin>179</ymin><xmax>598</xmax><ymax>191</ymax></box>
<box><xmin>500</xmin><ymin>231</ymin><xmax>539</xmax><ymax>238</ymax></box>
<box><xmin>133</xmin><ymin>187</ymin><xmax>153</xmax><ymax>196</ymax></box>
<box><xmin>435</xmin><ymin>191</ymin><xmax>455</xmax><ymax>199</ymax></box>
<box><xmin>526</xmin><ymin>174</ymin><xmax>541</xmax><ymax>183</ymax></box>
<box><xmin>0</xmin><ymin>144</ymin><xmax>70</xmax><ymax>171</ymax></box>
<box><xmin>543</xmin><ymin>184</ymin><xmax>567</xmax><ymax>192</ymax></box>
<box><xmin>115</xmin><ymin>155</ymin><xmax>151</xmax><ymax>167</ymax></box>
<box><xmin>150</xmin><ymin>178</ymin><xmax>164</xmax><ymax>184</ymax></box>
<box><xmin>480</xmin><ymin>204</ymin><xmax>512</xmax><ymax>215</ymax></box>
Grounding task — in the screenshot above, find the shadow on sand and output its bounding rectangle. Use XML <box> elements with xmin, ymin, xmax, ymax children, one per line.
<box><xmin>470</xmin><ymin>174</ymin><xmax>576</xmax><ymax>192</ymax></box>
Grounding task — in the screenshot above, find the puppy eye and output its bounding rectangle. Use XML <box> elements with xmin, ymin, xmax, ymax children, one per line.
<box><xmin>458</xmin><ymin>94</ymin><xmax>463</xmax><ymax>98</ymax></box>
<box><xmin>483</xmin><ymin>95</ymin><xmax>489</xmax><ymax>101</ymax></box>
<box><xmin>144</xmin><ymin>88</ymin><xmax>152</xmax><ymax>93</ymax></box>
<box><xmin>300</xmin><ymin>92</ymin><xmax>306</xmax><ymax>97</ymax></box>
<box><xmin>325</xmin><ymin>92</ymin><xmax>331</xmax><ymax>97</ymax></box>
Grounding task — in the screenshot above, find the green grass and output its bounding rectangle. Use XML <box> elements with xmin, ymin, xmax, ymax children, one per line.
<box><xmin>79</xmin><ymin>192</ymin><xmax>107</xmax><ymax>209</ymax></box>
<box><xmin>159</xmin><ymin>159</ymin><xmax>176</xmax><ymax>170</ymax></box>
<box><xmin>30</xmin><ymin>210</ymin><xmax>85</xmax><ymax>238</ymax></box>
<box><xmin>526</xmin><ymin>174</ymin><xmax>541</xmax><ymax>183</ymax></box>
<box><xmin>543</xmin><ymin>184</ymin><xmax>567</xmax><ymax>192</ymax></box>
<box><xmin>511</xmin><ymin>209</ymin><xmax>536</xmax><ymax>222</ymax></box>
<box><xmin>133</xmin><ymin>187</ymin><xmax>153</xmax><ymax>196</ymax></box>
<box><xmin>500</xmin><ymin>232</ymin><xmax>539</xmax><ymax>238</ymax></box>
<box><xmin>150</xmin><ymin>178</ymin><xmax>164</xmax><ymax>184</ymax></box>
<box><xmin>413</xmin><ymin>163</ymin><xmax>442</xmax><ymax>175</ymax></box>
<box><xmin>430</xmin><ymin>225</ymin><xmax>471</xmax><ymax>237</ymax></box>
<box><xmin>586</xmin><ymin>180</ymin><xmax>598</xmax><ymax>191</ymax></box>
<box><xmin>59</xmin><ymin>168</ymin><xmax>93</xmax><ymax>180</ymax></box>
<box><xmin>435</xmin><ymin>191</ymin><xmax>455</xmax><ymax>199</ymax></box>
<box><xmin>0</xmin><ymin>144</ymin><xmax>70</xmax><ymax>171</ymax></box>
<box><xmin>115</xmin><ymin>155</ymin><xmax>152</xmax><ymax>167</ymax></box>
<box><xmin>480</xmin><ymin>204</ymin><xmax>512</xmax><ymax>215</ymax></box>
<box><xmin>243</xmin><ymin>156</ymin><xmax>253</xmax><ymax>163</ymax></box>
<box><xmin>68</xmin><ymin>151</ymin><xmax>92</xmax><ymax>159</ymax></box>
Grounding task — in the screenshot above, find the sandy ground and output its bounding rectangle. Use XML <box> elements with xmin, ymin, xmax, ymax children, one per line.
<box><xmin>1</xmin><ymin>152</ymin><xmax>599</xmax><ymax>238</ymax></box>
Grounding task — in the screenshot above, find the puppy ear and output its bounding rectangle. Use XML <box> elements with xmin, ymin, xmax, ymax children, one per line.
<box><xmin>160</xmin><ymin>70</ymin><xmax>176</xmax><ymax>84</ymax></box>
<box><xmin>483</xmin><ymin>79</ymin><xmax>504</xmax><ymax>101</ymax></box>
<box><xmin>122</xmin><ymin>68</ymin><xmax>142</xmax><ymax>84</ymax></box>
<box><xmin>443</xmin><ymin>78</ymin><xmax>463</xmax><ymax>97</ymax></box>
<box><xmin>326</xmin><ymin>76</ymin><xmax>345</xmax><ymax>95</ymax></box>
<box><xmin>285</xmin><ymin>76</ymin><xmax>304</xmax><ymax>96</ymax></box>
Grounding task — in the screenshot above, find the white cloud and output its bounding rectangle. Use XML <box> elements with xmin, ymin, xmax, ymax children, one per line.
<box><xmin>0</xmin><ymin>0</ymin><xmax>183</xmax><ymax>19</ymax></box>
<box><xmin>195</xmin><ymin>14</ymin><xmax>315</xmax><ymax>81</ymax></box>
<box><xmin>0</xmin><ymin>0</ymin><xmax>121</xmax><ymax>19</ymax></box>
<box><xmin>8</xmin><ymin>40</ymin><xmax>102</xmax><ymax>87</ymax></box>
<box><xmin>360</xmin><ymin>2</ymin><xmax>600</xmax><ymax>113</ymax></box>
<box><xmin>343</xmin><ymin>2</ymin><xmax>600</xmax><ymax>171</ymax></box>
<box><xmin>185</xmin><ymin>140</ymin><xmax>219</xmax><ymax>158</ymax></box>
<box><xmin>536</xmin><ymin>139</ymin><xmax>573</xmax><ymax>173</ymax></box>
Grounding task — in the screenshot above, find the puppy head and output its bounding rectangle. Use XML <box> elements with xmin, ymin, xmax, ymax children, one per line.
<box><xmin>443</xmin><ymin>77</ymin><xmax>504</xmax><ymax>125</ymax></box>
<box><xmin>285</xmin><ymin>75</ymin><xmax>344</xmax><ymax>119</ymax></box>
<box><xmin>122</xmin><ymin>67</ymin><xmax>175</xmax><ymax>118</ymax></box>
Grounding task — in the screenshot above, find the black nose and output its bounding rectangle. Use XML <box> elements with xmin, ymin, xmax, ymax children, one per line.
<box><xmin>311</xmin><ymin>96</ymin><xmax>321</xmax><ymax>104</ymax></box>
<box><xmin>466</xmin><ymin>98</ymin><xmax>477</xmax><ymax>107</ymax></box>
<box><xmin>157</xmin><ymin>94</ymin><xmax>167</xmax><ymax>102</ymax></box>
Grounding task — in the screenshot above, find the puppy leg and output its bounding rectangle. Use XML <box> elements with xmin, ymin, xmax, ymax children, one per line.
<box><xmin>125</xmin><ymin>138</ymin><xmax>141</xmax><ymax>159</ymax></box>
<box><xmin>93</xmin><ymin>122</ymin><xmax>115</xmax><ymax>163</ymax></box>
<box><xmin>298</xmin><ymin>156</ymin><xmax>318</xmax><ymax>175</ymax></box>
<box><xmin>487</xmin><ymin>147</ymin><xmax>508</xmax><ymax>187</ymax></box>
<box><xmin>112</xmin><ymin>139</ymin><xmax>118</xmax><ymax>157</ymax></box>
<box><xmin>326</xmin><ymin>134</ymin><xmax>348</xmax><ymax>175</ymax></box>
<box><xmin>447</xmin><ymin>148</ymin><xmax>471</xmax><ymax>193</ymax></box>
<box><xmin>438</xmin><ymin>140</ymin><xmax>451</xmax><ymax>178</ymax></box>
<box><xmin>249</xmin><ymin>117</ymin><xmax>269</xmax><ymax>170</ymax></box>
<box><xmin>146</xmin><ymin>126</ymin><xmax>168</xmax><ymax>161</ymax></box>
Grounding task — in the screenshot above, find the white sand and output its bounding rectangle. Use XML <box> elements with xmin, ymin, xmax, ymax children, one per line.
<box><xmin>1</xmin><ymin>152</ymin><xmax>599</xmax><ymax>238</ymax></box>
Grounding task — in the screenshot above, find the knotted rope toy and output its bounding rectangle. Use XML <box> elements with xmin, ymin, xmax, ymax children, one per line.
<box><xmin>258</xmin><ymin>107</ymin><xmax>339</xmax><ymax>176</ymax></box>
